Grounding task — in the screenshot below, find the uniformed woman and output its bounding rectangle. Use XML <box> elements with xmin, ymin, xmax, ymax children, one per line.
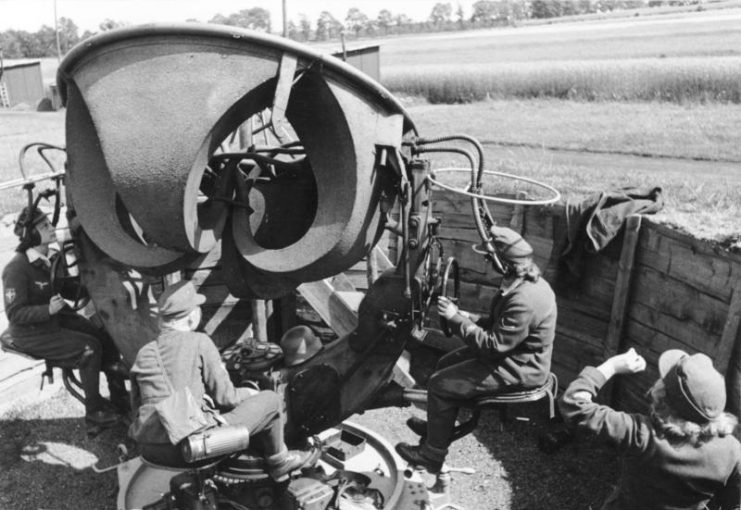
<box><xmin>1</xmin><ymin>206</ymin><xmax>126</xmax><ymax>426</ymax></box>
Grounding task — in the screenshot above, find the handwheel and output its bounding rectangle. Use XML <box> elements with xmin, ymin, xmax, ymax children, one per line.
<box><xmin>50</xmin><ymin>240</ymin><xmax>90</xmax><ymax>311</ymax></box>
<box><xmin>439</xmin><ymin>257</ymin><xmax>460</xmax><ymax>337</ymax></box>
<box><xmin>423</xmin><ymin>238</ymin><xmax>444</xmax><ymax>309</ymax></box>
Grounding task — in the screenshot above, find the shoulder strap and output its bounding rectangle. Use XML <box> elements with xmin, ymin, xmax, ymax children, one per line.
<box><xmin>152</xmin><ymin>343</ymin><xmax>175</xmax><ymax>394</ymax></box>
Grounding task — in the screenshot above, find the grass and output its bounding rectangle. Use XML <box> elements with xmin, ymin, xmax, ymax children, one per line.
<box><xmin>408</xmin><ymin>99</ymin><xmax>741</xmax><ymax>161</ymax></box>
<box><xmin>406</xmin><ymin>99</ymin><xmax>741</xmax><ymax>243</ymax></box>
<box><xmin>0</xmin><ymin>111</ymin><xmax>66</xmax><ymax>216</ymax></box>
<box><xmin>386</xmin><ymin>57</ymin><xmax>741</xmax><ymax>103</ymax></box>
<box><xmin>378</xmin><ymin>9</ymin><xmax>741</xmax><ymax>103</ymax></box>
<box><xmin>380</xmin><ymin>11</ymin><xmax>741</xmax><ymax>67</ymax></box>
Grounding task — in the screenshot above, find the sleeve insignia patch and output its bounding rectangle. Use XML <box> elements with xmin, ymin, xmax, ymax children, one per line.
<box><xmin>5</xmin><ymin>288</ymin><xmax>15</xmax><ymax>303</ymax></box>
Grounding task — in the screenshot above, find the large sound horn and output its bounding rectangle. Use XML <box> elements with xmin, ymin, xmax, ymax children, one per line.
<box><xmin>59</xmin><ymin>24</ymin><xmax>414</xmax><ymax>289</ymax></box>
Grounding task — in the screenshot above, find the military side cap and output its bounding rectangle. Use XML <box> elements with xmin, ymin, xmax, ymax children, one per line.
<box><xmin>659</xmin><ymin>349</ymin><xmax>726</xmax><ymax>423</ymax></box>
<box><xmin>158</xmin><ymin>280</ymin><xmax>206</xmax><ymax>319</ymax></box>
<box><xmin>474</xmin><ymin>225</ymin><xmax>533</xmax><ymax>261</ymax></box>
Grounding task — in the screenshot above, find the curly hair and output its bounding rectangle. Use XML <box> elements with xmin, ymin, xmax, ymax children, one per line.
<box><xmin>510</xmin><ymin>257</ymin><xmax>541</xmax><ymax>282</ymax></box>
<box><xmin>648</xmin><ymin>379</ymin><xmax>738</xmax><ymax>446</ymax></box>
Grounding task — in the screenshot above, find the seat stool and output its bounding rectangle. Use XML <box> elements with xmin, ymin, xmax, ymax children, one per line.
<box><xmin>0</xmin><ymin>341</ymin><xmax>87</xmax><ymax>406</ymax></box>
<box><xmin>450</xmin><ymin>372</ymin><xmax>559</xmax><ymax>441</ymax></box>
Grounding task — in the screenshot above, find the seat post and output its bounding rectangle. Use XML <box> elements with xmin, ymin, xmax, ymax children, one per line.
<box><xmin>42</xmin><ymin>360</ymin><xmax>55</xmax><ymax>389</ymax></box>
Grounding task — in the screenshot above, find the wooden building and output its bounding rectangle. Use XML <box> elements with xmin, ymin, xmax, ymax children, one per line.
<box><xmin>0</xmin><ymin>59</ymin><xmax>45</xmax><ymax>108</ymax></box>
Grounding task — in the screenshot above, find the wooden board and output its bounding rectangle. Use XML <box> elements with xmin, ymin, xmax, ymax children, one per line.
<box><xmin>637</xmin><ymin>222</ymin><xmax>739</xmax><ymax>302</ymax></box>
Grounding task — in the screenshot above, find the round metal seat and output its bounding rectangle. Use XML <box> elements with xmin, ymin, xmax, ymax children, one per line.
<box><xmin>473</xmin><ymin>372</ymin><xmax>559</xmax><ymax>418</ymax></box>
<box><xmin>448</xmin><ymin>372</ymin><xmax>560</xmax><ymax>442</ymax></box>
<box><xmin>0</xmin><ymin>333</ymin><xmax>87</xmax><ymax>406</ymax></box>
<box><xmin>141</xmin><ymin>453</ymin><xmax>223</xmax><ymax>472</ymax></box>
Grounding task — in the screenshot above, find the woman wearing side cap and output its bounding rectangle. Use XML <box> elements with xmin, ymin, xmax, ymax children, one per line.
<box><xmin>559</xmin><ymin>347</ymin><xmax>740</xmax><ymax>510</ymax></box>
<box><xmin>396</xmin><ymin>226</ymin><xmax>557</xmax><ymax>473</ymax></box>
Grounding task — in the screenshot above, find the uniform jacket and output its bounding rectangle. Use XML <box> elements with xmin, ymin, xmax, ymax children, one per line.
<box><xmin>2</xmin><ymin>251</ymin><xmax>58</xmax><ymax>336</ymax></box>
<box><xmin>447</xmin><ymin>276</ymin><xmax>557</xmax><ymax>388</ymax></box>
<box><xmin>560</xmin><ymin>367</ymin><xmax>741</xmax><ymax>510</ymax></box>
<box><xmin>129</xmin><ymin>329</ymin><xmax>244</xmax><ymax>445</ymax></box>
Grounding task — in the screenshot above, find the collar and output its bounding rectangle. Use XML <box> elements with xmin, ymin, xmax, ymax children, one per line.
<box><xmin>499</xmin><ymin>276</ymin><xmax>525</xmax><ymax>297</ymax></box>
<box><xmin>26</xmin><ymin>247</ymin><xmax>51</xmax><ymax>267</ymax></box>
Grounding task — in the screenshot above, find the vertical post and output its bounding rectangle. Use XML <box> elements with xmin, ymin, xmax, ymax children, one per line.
<box><xmin>719</xmin><ymin>276</ymin><xmax>741</xmax><ymax>416</ymax></box>
<box><xmin>605</xmin><ymin>215</ymin><xmax>642</xmax><ymax>357</ymax></box>
<box><xmin>278</xmin><ymin>293</ymin><xmax>297</xmax><ymax>336</ymax></box>
<box><xmin>509</xmin><ymin>191</ymin><xmax>527</xmax><ymax>233</ymax></box>
<box><xmin>282</xmin><ymin>0</ymin><xmax>288</xmax><ymax>38</ymax></box>
<box><xmin>251</xmin><ymin>300</ymin><xmax>268</xmax><ymax>342</ymax></box>
<box><xmin>604</xmin><ymin>215</ymin><xmax>642</xmax><ymax>403</ymax></box>
<box><xmin>54</xmin><ymin>0</ymin><xmax>62</xmax><ymax>63</ymax></box>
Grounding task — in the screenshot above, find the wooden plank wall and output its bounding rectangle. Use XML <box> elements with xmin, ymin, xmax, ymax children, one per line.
<box><xmin>431</xmin><ymin>193</ymin><xmax>741</xmax><ymax>414</ymax></box>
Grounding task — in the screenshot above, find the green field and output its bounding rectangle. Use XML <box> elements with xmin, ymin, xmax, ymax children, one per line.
<box><xmin>379</xmin><ymin>9</ymin><xmax>741</xmax><ymax>103</ymax></box>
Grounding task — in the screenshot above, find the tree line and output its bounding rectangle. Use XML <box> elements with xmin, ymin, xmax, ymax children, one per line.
<box><xmin>0</xmin><ymin>1</ymin><xmax>687</xmax><ymax>59</ymax></box>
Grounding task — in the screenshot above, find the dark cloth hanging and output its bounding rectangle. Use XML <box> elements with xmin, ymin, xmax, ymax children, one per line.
<box><xmin>547</xmin><ymin>187</ymin><xmax>663</xmax><ymax>291</ymax></box>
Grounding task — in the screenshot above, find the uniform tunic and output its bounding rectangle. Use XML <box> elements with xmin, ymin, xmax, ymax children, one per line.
<box><xmin>129</xmin><ymin>329</ymin><xmax>242</xmax><ymax>445</ymax></box>
<box><xmin>129</xmin><ymin>329</ymin><xmax>283</xmax><ymax>469</ymax></box>
<box><xmin>1</xmin><ymin>250</ymin><xmax>104</xmax><ymax>361</ymax></box>
<box><xmin>447</xmin><ymin>275</ymin><xmax>558</xmax><ymax>388</ymax></box>
<box><xmin>560</xmin><ymin>366</ymin><xmax>741</xmax><ymax>510</ymax></box>
<box><xmin>424</xmin><ymin>275</ymin><xmax>558</xmax><ymax>449</ymax></box>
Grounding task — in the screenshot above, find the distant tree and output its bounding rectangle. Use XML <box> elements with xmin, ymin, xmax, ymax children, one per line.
<box><xmin>80</xmin><ymin>29</ymin><xmax>96</xmax><ymax>42</ymax></box>
<box><xmin>377</xmin><ymin>9</ymin><xmax>394</xmax><ymax>35</ymax></box>
<box><xmin>299</xmin><ymin>15</ymin><xmax>312</xmax><ymax>41</ymax></box>
<box><xmin>531</xmin><ymin>0</ymin><xmax>561</xmax><ymax>17</ymax></box>
<box><xmin>57</xmin><ymin>17</ymin><xmax>80</xmax><ymax>53</ymax></box>
<box><xmin>456</xmin><ymin>3</ymin><xmax>466</xmax><ymax>27</ymax></box>
<box><xmin>209</xmin><ymin>8</ymin><xmax>271</xmax><ymax>32</ymax></box>
<box><xmin>35</xmin><ymin>26</ymin><xmax>59</xmax><ymax>56</ymax></box>
<box><xmin>429</xmin><ymin>3</ymin><xmax>453</xmax><ymax>25</ymax></box>
<box><xmin>0</xmin><ymin>31</ymin><xmax>21</xmax><ymax>58</ymax></box>
<box><xmin>287</xmin><ymin>20</ymin><xmax>299</xmax><ymax>40</ymax></box>
<box><xmin>395</xmin><ymin>13</ymin><xmax>412</xmax><ymax>28</ymax></box>
<box><xmin>14</xmin><ymin>30</ymin><xmax>46</xmax><ymax>57</ymax></box>
<box><xmin>344</xmin><ymin>7</ymin><xmax>369</xmax><ymax>37</ymax></box>
<box><xmin>470</xmin><ymin>0</ymin><xmax>498</xmax><ymax>23</ymax></box>
<box><xmin>316</xmin><ymin>11</ymin><xmax>342</xmax><ymax>40</ymax></box>
<box><xmin>579</xmin><ymin>0</ymin><xmax>596</xmax><ymax>12</ymax></box>
<box><xmin>561</xmin><ymin>0</ymin><xmax>579</xmax><ymax>15</ymax></box>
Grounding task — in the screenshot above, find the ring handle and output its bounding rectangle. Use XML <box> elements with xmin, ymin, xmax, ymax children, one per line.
<box><xmin>427</xmin><ymin>167</ymin><xmax>561</xmax><ymax>206</ymax></box>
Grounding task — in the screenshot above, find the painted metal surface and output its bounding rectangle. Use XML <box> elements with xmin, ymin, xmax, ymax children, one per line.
<box><xmin>58</xmin><ymin>24</ymin><xmax>414</xmax><ymax>296</ymax></box>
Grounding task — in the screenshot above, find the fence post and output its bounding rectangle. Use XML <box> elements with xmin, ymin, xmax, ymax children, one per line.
<box><xmin>720</xmin><ymin>276</ymin><xmax>741</xmax><ymax>416</ymax></box>
<box><xmin>604</xmin><ymin>215</ymin><xmax>642</xmax><ymax>403</ymax></box>
<box><xmin>509</xmin><ymin>191</ymin><xmax>527</xmax><ymax>233</ymax></box>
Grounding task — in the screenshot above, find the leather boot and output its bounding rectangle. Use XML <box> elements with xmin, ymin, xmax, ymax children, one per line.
<box><xmin>406</xmin><ymin>416</ymin><xmax>427</xmax><ymax>437</ymax></box>
<box><xmin>266</xmin><ymin>448</ymin><xmax>316</xmax><ymax>482</ymax></box>
<box><xmin>107</xmin><ymin>377</ymin><xmax>131</xmax><ymax>416</ymax></box>
<box><xmin>85</xmin><ymin>408</ymin><xmax>119</xmax><ymax>427</ymax></box>
<box><xmin>395</xmin><ymin>442</ymin><xmax>447</xmax><ymax>473</ymax></box>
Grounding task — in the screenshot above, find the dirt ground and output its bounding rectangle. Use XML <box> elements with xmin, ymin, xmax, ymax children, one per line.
<box><xmin>0</xmin><ymin>386</ymin><xmax>620</xmax><ymax>510</ymax></box>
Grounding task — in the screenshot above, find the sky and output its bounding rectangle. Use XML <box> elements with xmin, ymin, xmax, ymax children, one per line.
<box><xmin>0</xmin><ymin>0</ymin><xmax>462</xmax><ymax>33</ymax></box>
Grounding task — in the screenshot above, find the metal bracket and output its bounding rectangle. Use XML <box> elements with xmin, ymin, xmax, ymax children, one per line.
<box><xmin>271</xmin><ymin>53</ymin><xmax>298</xmax><ymax>141</ymax></box>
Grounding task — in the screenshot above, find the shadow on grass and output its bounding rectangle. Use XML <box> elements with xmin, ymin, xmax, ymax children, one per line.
<box><xmin>0</xmin><ymin>413</ymin><xmax>129</xmax><ymax>510</ymax></box>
